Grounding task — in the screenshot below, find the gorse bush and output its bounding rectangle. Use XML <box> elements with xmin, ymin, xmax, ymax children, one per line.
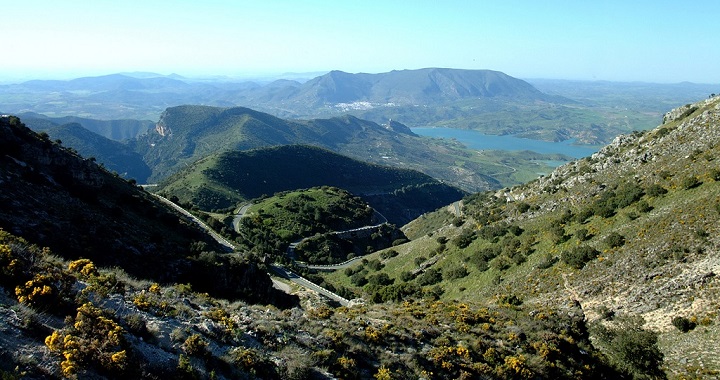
<box><xmin>45</xmin><ymin>303</ymin><xmax>128</xmax><ymax>377</ymax></box>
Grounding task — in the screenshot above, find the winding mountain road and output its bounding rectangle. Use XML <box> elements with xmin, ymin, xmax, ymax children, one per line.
<box><xmin>151</xmin><ymin>193</ymin><xmax>236</xmax><ymax>251</ymax></box>
<box><xmin>151</xmin><ymin>193</ymin><xmax>352</xmax><ymax>305</ymax></box>
<box><xmin>269</xmin><ymin>264</ymin><xmax>351</xmax><ymax>306</ymax></box>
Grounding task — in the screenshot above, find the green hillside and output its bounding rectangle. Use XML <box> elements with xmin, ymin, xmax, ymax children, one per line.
<box><xmin>319</xmin><ymin>96</ymin><xmax>720</xmax><ymax>378</ymax></box>
<box><xmin>156</xmin><ymin>144</ymin><xmax>466</xmax><ymax>225</ymax></box>
<box><xmin>234</xmin><ymin>187</ymin><xmax>408</xmax><ymax>265</ymax></box>
<box><xmin>133</xmin><ymin>104</ymin><xmax>571</xmax><ymax>192</ymax></box>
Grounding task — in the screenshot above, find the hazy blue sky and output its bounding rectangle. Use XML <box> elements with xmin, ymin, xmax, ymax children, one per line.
<box><xmin>2</xmin><ymin>0</ymin><xmax>718</xmax><ymax>83</ymax></box>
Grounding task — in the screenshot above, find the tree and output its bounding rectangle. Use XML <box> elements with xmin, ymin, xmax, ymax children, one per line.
<box><xmin>591</xmin><ymin>316</ymin><xmax>664</xmax><ymax>379</ymax></box>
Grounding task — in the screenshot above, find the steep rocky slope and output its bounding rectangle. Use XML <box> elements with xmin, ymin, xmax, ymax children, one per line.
<box><xmin>0</xmin><ymin>116</ymin><xmax>288</xmax><ymax>304</ymax></box>
<box><xmin>322</xmin><ymin>96</ymin><xmax>720</xmax><ymax>378</ymax></box>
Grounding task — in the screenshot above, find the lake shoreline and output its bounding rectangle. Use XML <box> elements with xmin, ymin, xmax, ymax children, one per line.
<box><xmin>412</xmin><ymin>127</ymin><xmax>600</xmax><ymax>159</ymax></box>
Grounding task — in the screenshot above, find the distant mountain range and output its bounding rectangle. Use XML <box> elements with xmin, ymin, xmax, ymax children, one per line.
<box><xmin>8</xmin><ymin>67</ymin><xmax>713</xmax><ymax>144</ymax></box>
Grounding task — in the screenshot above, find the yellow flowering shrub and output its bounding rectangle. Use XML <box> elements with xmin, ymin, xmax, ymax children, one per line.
<box><xmin>182</xmin><ymin>334</ymin><xmax>208</xmax><ymax>357</ymax></box>
<box><xmin>15</xmin><ymin>273</ymin><xmax>55</xmax><ymax>308</ymax></box>
<box><xmin>374</xmin><ymin>365</ymin><xmax>392</xmax><ymax>380</ymax></box>
<box><xmin>204</xmin><ymin>307</ymin><xmax>237</xmax><ymax>330</ymax></box>
<box><xmin>44</xmin><ymin>302</ymin><xmax>127</xmax><ymax>377</ymax></box>
<box><xmin>0</xmin><ymin>244</ymin><xmax>20</xmax><ymax>279</ymax></box>
<box><xmin>67</xmin><ymin>259</ymin><xmax>98</xmax><ymax>278</ymax></box>
<box><xmin>148</xmin><ymin>283</ymin><xmax>162</xmax><ymax>294</ymax></box>
<box><xmin>337</xmin><ymin>356</ymin><xmax>356</xmax><ymax>370</ymax></box>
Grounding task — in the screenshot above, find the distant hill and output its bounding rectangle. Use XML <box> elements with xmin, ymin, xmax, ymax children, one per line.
<box><xmin>243</xmin><ymin>68</ymin><xmax>561</xmax><ymax>106</ymax></box>
<box><xmin>22</xmin><ymin>118</ymin><xmax>151</xmax><ymax>182</ymax></box>
<box><xmin>133</xmin><ymin>105</ymin><xmax>499</xmax><ymax>191</ymax></box>
<box><xmin>157</xmin><ymin>145</ymin><xmax>466</xmax><ymax>225</ymax></box>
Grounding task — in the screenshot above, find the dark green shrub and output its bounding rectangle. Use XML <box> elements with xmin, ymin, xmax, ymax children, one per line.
<box><xmin>367</xmin><ymin>273</ymin><xmax>394</xmax><ymax>286</ymax></box>
<box><xmin>615</xmin><ymin>183</ymin><xmax>644</xmax><ymax>208</ymax></box>
<box><xmin>671</xmin><ymin>316</ymin><xmax>696</xmax><ymax>333</ymax></box>
<box><xmin>399</xmin><ymin>271</ymin><xmax>415</xmax><ymax>282</ymax></box>
<box><xmin>478</xmin><ymin>224</ymin><xmax>508</xmax><ymax>240</ymax></box>
<box><xmin>575</xmin><ymin>208</ymin><xmax>595</xmax><ymax>224</ymax></box>
<box><xmin>646</xmin><ymin>184</ymin><xmax>667</xmax><ymax>197</ymax></box>
<box><xmin>575</xmin><ymin>228</ymin><xmax>591</xmax><ymax>241</ymax></box>
<box><xmin>416</xmin><ymin>268</ymin><xmax>442</xmax><ymax>286</ymax></box>
<box><xmin>366</xmin><ymin>259</ymin><xmax>383</xmax><ymax>271</ymax></box>
<box><xmin>562</xmin><ymin>245</ymin><xmax>599</xmax><ymax>269</ymax></box>
<box><xmin>591</xmin><ymin>316</ymin><xmax>664</xmax><ymax>379</ymax></box>
<box><xmin>636</xmin><ymin>200</ymin><xmax>652</xmax><ymax>213</ymax></box>
<box><xmin>379</xmin><ymin>249</ymin><xmax>399</xmax><ymax>260</ymax></box>
<box><xmin>392</xmin><ymin>238</ymin><xmax>409</xmax><ymax>246</ymax></box>
<box><xmin>516</xmin><ymin>202</ymin><xmax>531</xmax><ymax>213</ymax></box>
<box><xmin>681</xmin><ymin>176</ymin><xmax>701</xmax><ymax>190</ymax></box>
<box><xmin>452</xmin><ymin>228</ymin><xmax>477</xmax><ymax>248</ymax></box>
<box><xmin>507</xmin><ymin>225</ymin><xmax>524</xmax><ymax>236</ymax></box>
<box><xmin>655</xmin><ymin>127</ymin><xmax>669</xmax><ymax>138</ymax></box>
<box><xmin>470</xmin><ymin>257</ymin><xmax>489</xmax><ymax>271</ymax></box>
<box><xmin>350</xmin><ymin>272</ymin><xmax>368</xmax><ymax>286</ymax></box>
<box><xmin>558</xmin><ymin>209</ymin><xmax>574</xmax><ymax>224</ymax></box>
<box><xmin>490</xmin><ymin>255</ymin><xmax>513</xmax><ymax>271</ymax></box>
<box><xmin>443</xmin><ymin>267</ymin><xmax>469</xmax><ymax>281</ymax></box>
<box><xmin>604</xmin><ymin>233</ymin><xmax>626</xmax><ymax>249</ymax></box>
<box><xmin>550</xmin><ymin>225</ymin><xmax>568</xmax><ymax>244</ymax></box>
<box><xmin>592</xmin><ymin>202</ymin><xmax>616</xmax><ymax>218</ymax></box>
<box><xmin>680</xmin><ymin>106</ymin><xmax>699</xmax><ymax>119</ymax></box>
<box><xmin>536</xmin><ymin>253</ymin><xmax>558</xmax><ymax>269</ymax></box>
